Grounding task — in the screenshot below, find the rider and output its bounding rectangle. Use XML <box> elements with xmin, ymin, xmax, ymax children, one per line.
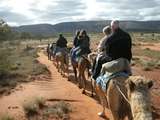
<box><xmin>70</xmin><ymin>30</ymin><xmax>80</xmax><ymax>56</ymax></box>
<box><xmin>92</xmin><ymin>20</ymin><xmax>132</xmax><ymax>80</ymax></box>
<box><xmin>47</xmin><ymin>43</ymin><xmax>51</xmax><ymax>60</ymax></box>
<box><xmin>76</xmin><ymin>30</ymin><xmax>91</xmax><ymax>57</ymax></box>
<box><xmin>72</xmin><ymin>30</ymin><xmax>91</xmax><ymax>61</ymax></box>
<box><xmin>73</xmin><ymin>30</ymin><xmax>80</xmax><ymax>48</ymax></box>
<box><xmin>91</xmin><ymin>26</ymin><xmax>111</xmax><ymax>78</ymax></box>
<box><xmin>53</xmin><ymin>34</ymin><xmax>68</xmax><ymax>56</ymax></box>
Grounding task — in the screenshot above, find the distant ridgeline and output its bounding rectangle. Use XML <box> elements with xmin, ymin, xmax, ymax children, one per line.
<box><xmin>12</xmin><ymin>20</ymin><xmax>160</xmax><ymax>37</ymax></box>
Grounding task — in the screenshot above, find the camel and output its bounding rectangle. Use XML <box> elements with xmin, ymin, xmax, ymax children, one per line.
<box><xmin>71</xmin><ymin>55</ymin><xmax>91</xmax><ymax>94</ymax></box>
<box><xmin>47</xmin><ymin>44</ymin><xmax>52</xmax><ymax>60</ymax></box>
<box><xmin>95</xmin><ymin>75</ymin><xmax>153</xmax><ymax>120</ymax></box>
<box><xmin>55</xmin><ymin>52</ymin><xmax>69</xmax><ymax>79</ymax></box>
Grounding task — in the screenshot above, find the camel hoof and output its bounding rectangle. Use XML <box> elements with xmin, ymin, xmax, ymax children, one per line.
<box><xmin>91</xmin><ymin>93</ymin><xmax>94</xmax><ymax>97</ymax></box>
<box><xmin>78</xmin><ymin>85</ymin><xmax>82</xmax><ymax>89</ymax></box>
<box><xmin>98</xmin><ymin>112</ymin><xmax>105</xmax><ymax>117</ymax></box>
<box><xmin>82</xmin><ymin>89</ymin><xmax>85</xmax><ymax>94</ymax></box>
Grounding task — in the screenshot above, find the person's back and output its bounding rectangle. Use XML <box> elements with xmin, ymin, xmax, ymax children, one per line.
<box><xmin>56</xmin><ymin>34</ymin><xmax>67</xmax><ymax>48</ymax></box>
<box><xmin>73</xmin><ymin>31</ymin><xmax>80</xmax><ymax>47</ymax></box>
<box><xmin>106</xmin><ymin>28</ymin><xmax>132</xmax><ymax>62</ymax></box>
<box><xmin>97</xmin><ymin>26</ymin><xmax>111</xmax><ymax>55</ymax></box>
<box><xmin>79</xmin><ymin>35</ymin><xmax>90</xmax><ymax>49</ymax></box>
<box><xmin>78</xmin><ymin>30</ymin><xmax>90</xmax><ymax>55</ymax></box>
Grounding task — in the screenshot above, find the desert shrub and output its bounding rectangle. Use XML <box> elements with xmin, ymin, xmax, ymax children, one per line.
<box><xmin>0</xmin><ymin>114</ymin><xmax>15</xmax><ymax>120</ymax></box>
<box><xmin>142</xmin><ymin>60</ymin><xmax>159</xmax><ymax>71</ymax></box>
<box><xmin>43</xmin><ymin>101</ymin><xmax>71</xmax><ymax>119</ymax></box>
<box><xmin>35</xmin><ymin>97</ymin><xmax>45</xmax><ymax>108</ymax></box>
<box><xmin>143</xmin><ymin>49</ymin><xmax>160</xmax><ymax>59</ymax></box>
<box><xmin>23</xmin><ymin>101</ymin><xmax>39</xmax><ymax>117</ymax></box>
<box><xmin>23</xmin><ymin>97</ymin><xmax>46</xmax><ymax>117</ymax></box>
<box><xmin>32</xmin><ymin>63</ymin><xmax>49</xmax><ymax>75</ymax></box>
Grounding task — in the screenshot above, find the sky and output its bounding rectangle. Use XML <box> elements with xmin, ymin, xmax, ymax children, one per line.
<box><xmin>0</xmin><ymin>0</ymin><xmax>160</xmax><ymax>26</ymax></box>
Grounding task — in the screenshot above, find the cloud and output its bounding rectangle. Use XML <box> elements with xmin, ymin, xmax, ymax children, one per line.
<box><xmin>0</xmin><ymin>0</ymin><xmax>160</xmax><ymax>26</ymax></box>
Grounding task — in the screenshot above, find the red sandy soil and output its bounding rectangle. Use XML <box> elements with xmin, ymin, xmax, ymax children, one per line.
<box><xmin>0</xmin><ymin>51</ymin><xmax>159</xmax><ymax>120</ymax></box>
<box><xmin>0</xmin><ymin>52</ymin><xmax>111</xmax><ymax>120</ymax></box>
<box><xmin>139</xmin><ymin>42</ymin><xmax>160</xmax><ymax>51</ymax></box>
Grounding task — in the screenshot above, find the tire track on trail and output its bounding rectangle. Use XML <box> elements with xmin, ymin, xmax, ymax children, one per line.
<box><xmin>0</xmin><ymin>51</ymin><xmax>111</xmax><ymax>120</ymax></box>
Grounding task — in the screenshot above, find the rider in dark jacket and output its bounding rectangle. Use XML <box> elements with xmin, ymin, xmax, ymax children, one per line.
<box><xmin>73</xmin><ymin>31</ymin><xmax>80</xmax><ymax>48</ymax></box>
<box><xmin>92</xmin><ymin>20</ymin><xmax>132</xmax><ymax>80</ymax></box>
<box><xmin>71</xmin><ymin>30</ymin><xmax>91</xmax><ymax>62</ymax></box>
<box><xmin>105</xmin><ymin>28</ymin><xmax>132</xmax><ymax>62</ymax></box>
<box><xmin>76</xmin><ymin>30</ymin><xmax>91</xmax><ymax>56</ymax></box>
<box><xmin>53</xmin><ymin>34</ymin><xmax>67</xmax><ymax>56</ymax></box>
<box><xmin>56</xmin><ymin>34</ymin><xmax>67</xmax><ymax>48</ymax></box>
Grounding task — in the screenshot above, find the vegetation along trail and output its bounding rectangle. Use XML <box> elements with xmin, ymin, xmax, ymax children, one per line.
<box><xmin>0</xmin><ymin>51</ymin><xmax>112</xmax><ymax>120</ymax></box>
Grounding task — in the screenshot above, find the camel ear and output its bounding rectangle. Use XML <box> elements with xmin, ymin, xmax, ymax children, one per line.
<box><xmin>147</xmin><ymin>80</ymin><xmax>153</xmax><ymax>89</ymax></box>
<box><xmin>128</xmin><ymin>80</ymin><xmax>136</xmax><ymax>92</ymax></box>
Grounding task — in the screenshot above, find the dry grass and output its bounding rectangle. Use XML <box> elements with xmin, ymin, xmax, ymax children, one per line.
<box><xmin>23</xmin><ymin>97</ymin><xmax>46</xmax><ymax>117</ymax></box>
<box><xmin>0</xmin><ymin>114</ymin><xmax>15</xmax><ymax>120</ymax></box>
<box><xmin>43</xmin><ymin>101</ymin><xmax>72</xmax><ymax>120</ymax></box>
<box><xmin>23</xmin><ymin>98</ymin><xmax>72</xmax><ymax>120</ymax></box>
<box><xmin>0</xmin><ymin>41</ymin><xmax>50</xmax><ymax>95</ymax></box>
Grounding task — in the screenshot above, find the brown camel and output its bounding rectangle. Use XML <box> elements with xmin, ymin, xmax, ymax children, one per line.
<box><xmin>71</xmin><ymin>56</ymin><xmax>91</xmax><ymax>94</ymax></box>
<box><xmin>95</xmin><ymin>75</ymin><xmax>153</xmax><ymax>120</ymax></box>
<box><xmin>55</xmin><ymin>52</ymin><xmax>69</xmax><ymax>79</ymax></box>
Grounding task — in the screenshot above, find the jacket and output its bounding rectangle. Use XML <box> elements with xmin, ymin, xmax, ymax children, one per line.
<box><xmin>56</xmin><ymin>36</ymin><xmax>67</xmax><ymax>48</ymax></box>
<box><xmin>105</xmin><ymin>28</ymin><xmax>132</xmax><ymax>62</ymax></box>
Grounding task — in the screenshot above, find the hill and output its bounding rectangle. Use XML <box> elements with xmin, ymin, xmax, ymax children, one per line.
<box><xmin>12</xmin><ymin>20</ymin><xmax>160</xmax><ymax>36</ymax></box>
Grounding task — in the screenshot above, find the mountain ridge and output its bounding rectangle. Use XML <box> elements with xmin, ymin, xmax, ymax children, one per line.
<box><xmin>12</xmin><ymin>20</ymin><xmax>160</xmax><ymax>36</ymax></box>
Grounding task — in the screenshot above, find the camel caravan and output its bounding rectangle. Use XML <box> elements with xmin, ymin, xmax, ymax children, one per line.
<box><xmin>46</xmin><ymin>20</ymin><xmax>153</xmax><ymax>120</ymax></box>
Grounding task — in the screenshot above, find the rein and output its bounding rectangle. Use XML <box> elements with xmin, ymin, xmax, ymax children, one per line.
<box><xmin>113</xmin><ymin>81</ymin><xmax>130</xmax><ymax>104</ymax></box>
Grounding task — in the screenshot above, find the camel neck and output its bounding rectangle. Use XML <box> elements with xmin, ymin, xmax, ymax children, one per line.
<box><xmin>130</xmin><ymin>91</ymin><xmax>152</xmax><ymax>120</ymax></box>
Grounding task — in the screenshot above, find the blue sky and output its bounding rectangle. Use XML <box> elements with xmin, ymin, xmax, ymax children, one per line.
<box><xmin>0</xmin><ymin>0</ymin><xmax>160</xmax><ymax>26</ymax></box>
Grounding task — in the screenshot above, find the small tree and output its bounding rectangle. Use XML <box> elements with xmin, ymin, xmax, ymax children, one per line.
<box><xmin>0</xmin><ymin>19</ymin><xmax>12</xmax><ymax>41</ymax></box>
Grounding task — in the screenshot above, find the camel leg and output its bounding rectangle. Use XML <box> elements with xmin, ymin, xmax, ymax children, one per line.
<box><xmin>91</xmin><ymin>77</ymin><xmax>94</xmax><ymax>97</ymax></box>
<box><xmin>62</xmin><ymin>63</ymin><xmax>65</xmax><ymax>76</ymax></box>
<box><xmin>107</xmin><ymin>81</ymin><xmax>121</xmax><ymax>120</ymax></box>
<box><xmin>82</xmin><ymin>71</ymin><xmax>86</xmax><ymax>94</ymax></box>
<box><xmin>73</xmin><ymin>66</ymin><xmax>77</xmax><ymax>82</ymax></box>
<box><xmin>56</xmin><ymin>60</ymin><xmax>59</xmax><ymax>71</ymax></box>
<box><xmin>47</xmin><ymin>53</ymin><xmax>50</xmax><ymax>60</ymax></box>
<box><xmin>65</xmin><ymin>55</ymin><xmax>69</xmax><ymax>80</ymax></box>
<box><xmin>66</xmin><ymin>64</ymin><xmax>69</xmax><ymax>80</ymax></box>
<box><xmin>60</xmin><ymin>62</ymin><xmax>63</xmax><ymax>75</ymax></box>
<box><xmin>95</xmin><ymin>85</ymin><xmax>106</xmax><ymax>117</ymax></box>
<box><xmin>78</xmin><ymin>72</ymin><xmax>82</xmax><ymax>89</ymax></box>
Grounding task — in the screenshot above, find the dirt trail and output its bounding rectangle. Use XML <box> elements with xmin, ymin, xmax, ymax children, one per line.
<box><xmin>0</xmin><ymin>51</ymin><xmax>111</xmax><ymax>120</ymax></box>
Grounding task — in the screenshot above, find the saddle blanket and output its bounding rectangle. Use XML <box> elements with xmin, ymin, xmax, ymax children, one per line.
<box><xmin>96</xmin><ymin>72</ymin><xmax>129</xmax><ymax>92</ymax></box>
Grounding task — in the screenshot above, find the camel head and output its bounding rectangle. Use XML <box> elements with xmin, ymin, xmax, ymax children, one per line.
<box><xmin>126</xmin><ymin>75</ymin><xmax>153</xmax><ymax>120</ymax></box>
<box><xmin>126</xmin><ymin>76</ymin><xmax>153</xmax><ymax>98</ymax></box>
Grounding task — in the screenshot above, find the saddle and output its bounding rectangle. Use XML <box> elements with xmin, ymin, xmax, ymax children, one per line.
<box><xmin>96</xmin><ymin>58</ymin><xmax>131</xmax><ymax>92</ymax></box>
<box><xmin>72</xmin><ymin>53</ymin><xmax>89</xmax><ymax>63</ymax></box>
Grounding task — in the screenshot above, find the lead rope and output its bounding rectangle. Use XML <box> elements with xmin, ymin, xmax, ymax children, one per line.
<box><xmin>114</xmin><ymin>81</ymin><xmax>130</xmax><ymax>104</ymax></box>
